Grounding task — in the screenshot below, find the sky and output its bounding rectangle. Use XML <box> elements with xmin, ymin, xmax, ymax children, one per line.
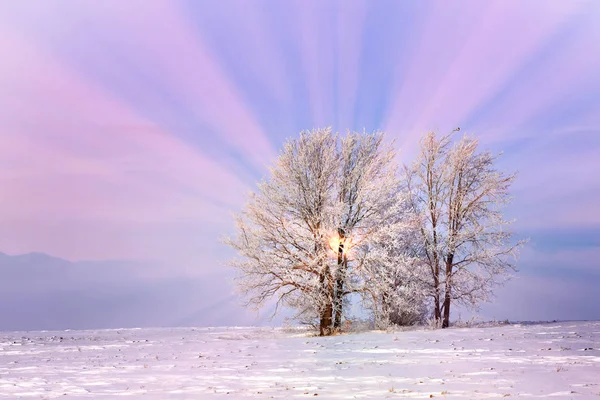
<box><xmin>0</xmin><ymin>0</ymin><xmax>599</xmax><ymax>329</ymax></box>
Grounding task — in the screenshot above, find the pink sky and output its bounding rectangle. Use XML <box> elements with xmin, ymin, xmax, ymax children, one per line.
<box><xmin>0</xmin><ymin>0</ymin><xmax>599</xmax><ymax>326</ymax></box>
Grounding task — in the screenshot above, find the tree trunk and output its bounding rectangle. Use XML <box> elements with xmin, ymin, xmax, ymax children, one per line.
<box><xmin>442</xmin><ymin>256</ymin><xmax>453</xmax><ymax>328</ymax></box>
<box><xmin>333</xmin><ymin>231</ymin><xmax>345</xmax><ymax>331</ymax></box>
<box><xmin>319</xmin><ymin>266</ymin><xmax>334</xmax><ymax>336</ymax></box>
<box><xmin>433</xmin><ymin>267</ymin><xmax>441</xmax><ymax>325</ymax></box>
<box><xmin>434</xmin><ymin>294</ymin><xmax>441</xmax><ymax>323</ymax></box>
<box><xmin>442</xmin><ymin>291</ymin><xmax>451</xmax><ymax>328</ymax></box>
<box><xmin>333</xmin><ymin>277</ymin><xmax>343</xmax><ymax>330</ymax></box>
<box><xmin>320</xmin><ymin>302</ymin><xmax>333</xmax><ymax>336</ymax></box>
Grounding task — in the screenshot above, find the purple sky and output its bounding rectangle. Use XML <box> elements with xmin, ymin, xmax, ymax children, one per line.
<box><xmin>0</xmin><ymin>0</ymin><xmax>599</xmax><ymax>327</ymax></box>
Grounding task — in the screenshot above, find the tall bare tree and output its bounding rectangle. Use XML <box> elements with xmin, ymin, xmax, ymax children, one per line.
<box><xmin>406</xmin><ymin>131</ymin><xmax>524</xmax><ymax>328</ymax></box>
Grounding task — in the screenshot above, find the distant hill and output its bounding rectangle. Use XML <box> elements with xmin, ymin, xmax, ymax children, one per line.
<box><xmin>0</xmin><ymin>252</ymin><xmax>251</xmax><ymax>331</ymax></box>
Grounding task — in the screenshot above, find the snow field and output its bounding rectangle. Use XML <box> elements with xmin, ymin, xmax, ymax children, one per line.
<box><xmin>1</xmin><ymin>322</ymin><xmax>599</xmax><ymax>399</ymax></box>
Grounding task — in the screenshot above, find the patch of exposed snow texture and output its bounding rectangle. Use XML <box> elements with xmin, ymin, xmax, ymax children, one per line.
<box><xmin>1</xmin><ymin>322</ymin><xmax>600</xmax><ymax>398</ymax></box>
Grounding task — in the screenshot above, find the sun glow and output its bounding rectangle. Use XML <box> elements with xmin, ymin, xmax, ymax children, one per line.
<box><xmin>328</xmin><ymin>235</ymin><xmax>342</xmax><ymax>253</ymax></box>
<box><xmin>327</xmin><ymin>235</ymin><xmax>353</xmax><ymax>258</ymax></box>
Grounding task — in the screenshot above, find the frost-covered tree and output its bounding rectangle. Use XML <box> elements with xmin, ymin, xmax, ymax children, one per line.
<box><xmin>331</xmin><ymin>132</ymin><xmax>404</xmax><ymax>330</ymax></box>
<box><xmin>226</xmin><ymin>128</ymin><xmax>413</xmax><ymax>335</ymax></box>
<box><xmin>405</xmin><ymin>131</ymin><xmax>524</xmax><ymax>328</ymax></box>
<box><xmin>226</xmin><ymin>129</ymin><xmax>338</xmax><ymax>335</ymax></box>
<box><xmin>355</xmin><ymin>205</ymin><xmax>428</xmax><ymax>329</ymax></box>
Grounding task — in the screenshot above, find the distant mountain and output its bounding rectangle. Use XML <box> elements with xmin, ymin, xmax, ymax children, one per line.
<box><xmin>0</xmin><ymin>252</ymin><xmax>252</xmax><ymax>331</ymax></box>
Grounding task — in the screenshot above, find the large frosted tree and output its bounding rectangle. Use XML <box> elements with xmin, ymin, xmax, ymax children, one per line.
<box><xmin>331</xmin><ymin>132</ymin><xmax>405</xmax><ymax>330</ymax></box>
<box><xmin>405</xmin><ymin>131</ymin><xmax>524</xmax><ymax>328</ymax></box>
<box><xmin>226</xmin><ymin>128</ymin><xmax>412</xmax><ymax>335</ymax></box>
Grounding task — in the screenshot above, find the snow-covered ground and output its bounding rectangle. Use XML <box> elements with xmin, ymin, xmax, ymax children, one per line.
<box><xmin>1</xmin><ymin>322</ymin><xmax>599</xmax><ymax>399</ymax></box>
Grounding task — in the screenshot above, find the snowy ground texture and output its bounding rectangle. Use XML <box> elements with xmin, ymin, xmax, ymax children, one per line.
<box><xmin>1</xmin><ymin>322</ymin><xmax>600</xmax><ymax>399</ymax></box>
